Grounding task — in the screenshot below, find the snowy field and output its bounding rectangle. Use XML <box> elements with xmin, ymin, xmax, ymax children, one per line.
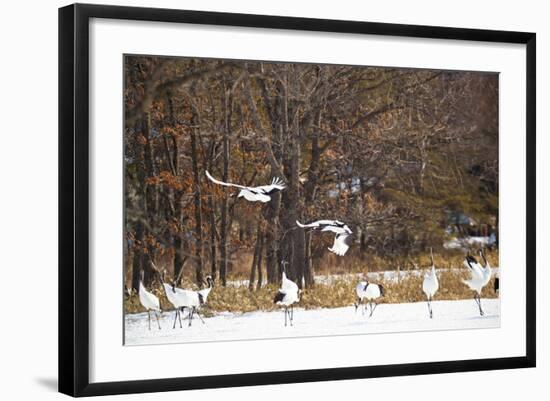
<box><xmin>124</xmin><ymin>298</ymin><xmax>500</xmax><ymax>346</ymax></box>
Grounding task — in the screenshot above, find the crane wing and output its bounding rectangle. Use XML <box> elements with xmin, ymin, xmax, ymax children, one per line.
<box><xmin>463</xmin><ymin>257</ymin><xmax>484</xmax><ymax>279</ymax></box>
<box><xmin>329</xmin><ymin>233</ymin><xmax>350</xmax><ymax>256</ymax></box>
<box><xmin>241</xmin><ymin>190</ymin><xmax>271</xmax><ymax>202</ymax></box>
<box><xmin>321</xmin><ymin>225</ymin><xmax>347</xmax><ymax>234</ymax></box>
<box><xmin>198</xmin><ymin>287</ymin><xmax>212</xmax><ymax>302</ymax></box>
<box><xmin>296</xmin><ymin>220</ymin><xmax>315</xmax><ymax>228</ymax></box>
<box><xmin>296</xmin><ymin>219</ymin><xmax>337</xmax><ymax>229</ymax></box>
<box><xmin>257</xmin><ymin>176</ymin><xmax>285</xmax><ymax>191</ymax></box>
<box><xmin>205</xmin><ymin>171</ymin><xmax>247</xmax><ymax>190</ymax></box>
<box><xmin>139</xmin><ymin>282</ymin><xmax>161</xmax><ymax>311</ymax></box>
<box><xmin>257</xmin><ymin>182</ymin><xmax>286</xmax><ymax>195</ymax></box>
<box><xmin>356</xmin><ymin>281</ymin><xmax>368</xmax><ymax>298</ymax></box>
<box><xmin>274</xmin><ymin>290</ymin><xmax>286</xmax><ymax>303</ymax></box>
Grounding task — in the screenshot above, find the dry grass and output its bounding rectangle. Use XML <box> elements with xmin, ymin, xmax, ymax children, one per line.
<box><xmin>124</xmin><ymin>250</ymin><xmax>499</xmax><ymax>315</ymax></box>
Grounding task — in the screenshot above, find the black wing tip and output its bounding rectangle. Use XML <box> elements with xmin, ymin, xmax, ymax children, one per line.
<box><xmin>274</xmin><ymin>291</ymin><xmax>285</xmax><ymax>303</ymax></box>
<box><xmin>264</xmin><ymin>187</ymin><xmax>283</xmax><ymax>195</ymax></box>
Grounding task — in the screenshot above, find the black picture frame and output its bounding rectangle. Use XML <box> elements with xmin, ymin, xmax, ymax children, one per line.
<box><xmin>59</xmin><ymin>3</ymin><xmax>536</xmax><ymax>397</ymax></box>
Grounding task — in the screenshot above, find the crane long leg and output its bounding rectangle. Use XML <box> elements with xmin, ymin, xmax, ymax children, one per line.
<box><xmin>188</xmin><ymin>308</ymin><xmax>194</xmax><ymax>327</ymax></box>
<box><xmin>427</xmin><ymin>297</ymin><xmax>433</xmax><ymax>319</ymax></box>
<box><xmin>291</xmin><ymin>305</ymin><xmax>294</xmax><ymax>322</ymax></box>
<box><xmin>195</xmin><ymin>309</ymin><xmax>206</xmax><ymax>324</ymax></box>
<box><xmin>147</xmin><ymin>310</ymin><xmax>151</xmax><ymax>330</ymax></box>
<box><xmin>178</xmin><ymin>308</ymin><xmax>183</xmax><ymax>328</ymax></box>
<box><xmin>354</xmin><ymin>298</ymin><xmax>362</xmax><ymax>314</ymax></box>
<box><xmin>155</xmin><ymin>311</ymin><xmax>161</xmax><ymax>329</ymax></box>
<box><xmin>284</xmin><ymin>307</ymin><xmax>288</xmax><ymax>327</ymax></box>
<box><xmin>370</xmin><ymin>302</ymin><xmax>378</xmax><ymax>317</ymax></box>
<box><xmin>473</xmin><ymin>294</ymin><xmax>484</xmax><ymax>316</ymax></box>
<box><xmin>477</xmin><ymin>295</ymin><xmax>485</xmax><ymax>316</ymax></box>
<box><xmin>172</xmin><ymin>310</ymin><xmax>177</xmax><ymax>329</ymax></box>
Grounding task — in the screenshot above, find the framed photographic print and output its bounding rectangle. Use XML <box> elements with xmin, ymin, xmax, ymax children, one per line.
<box><xmin>58</xmin><ymin>3</ymin><xmax>536</xmax><ymax>397</ymax></box>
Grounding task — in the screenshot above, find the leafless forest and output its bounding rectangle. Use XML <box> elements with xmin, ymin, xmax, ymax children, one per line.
<box><xmin>124</xmin><ymin>55</ymin><xmax>498</xmax><ymax>295</ymax></box>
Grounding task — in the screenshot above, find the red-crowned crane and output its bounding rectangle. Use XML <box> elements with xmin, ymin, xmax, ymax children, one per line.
<box><xmin>463</xmin><ymin>249</ymin><xmax>493</xmax><ymax>316</ymax></box>
<box><xmin>274</xmin><ymin>261</ymin><xmax>300</xmax><ymax>326</ymax></box>
<box><xmin>355</xmin><ymin>280</ymin><xmax>384</xmax><ymax>317</ymax></box>
<box><xmin>296</xmin><ymin>219</ymin><xmax>353</xmax><ymax>256</ymax></box>
<box><xmin>205</xmin><ymin>171</ymin><xmax>285</xmax><ymax>202</ymax></box>
<box><xmin>422</xmin><ymin>248</ymin><xmax>439</xmax><ymax>319</ymax></box>
<box><xmin>138</xmin><ymin>271</ymin><xmax>162</xmax><ymax>330</ymax></box>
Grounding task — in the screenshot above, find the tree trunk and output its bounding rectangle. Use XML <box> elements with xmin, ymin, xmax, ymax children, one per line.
<box><xmin>173</xmin><ymin>190</ymin><xmax>185</xmax><ymax>282</ymax></box>
<box><xmin>219</xmin><ymin>82</ymin><xmax>231</xmax><ymax>287</ymax></box>
<box><xmin>190</xmin><ymin>116</ymin><xmax>204</xmax><ymax>286</ymax></box>
<box><xmin>285</xmin><ymin>78</ymin><xmax>306</xmax><ymax>287</ymax></box>
<box><xmin>304</xmin><ymin>231</ymin><xmax>314</xmax><ymax>287</ymax></box>
<box><xmin>208</xmin><ymin>198</ymin><xmax>217</xmax><ymax>280</ymax></box>
<box><xmin>131</xmin><ymin>222</ymin><xmax>144</xmax><ymax>291</ymax></box>
<box><xmin>302</xmin><ymin>111</ymin><xmax>322</xmax><ymax>288</ymax></box>
<box><xmin>248</xmin><ymin>222</ymin><xmax>262</xmax><ymax>291</ymax></box>
<box><xmin>256</xmin><ymin>234</ymin><xmax>264</xmax><ymax>291</ymax></box>
<box><xmin>143</xmin><ymin>113</ymin><xmax>158</xmax><ymax>286</ymax></box>
<box><xmin>279</xmin><ymin>127</ymin><xmax>305</xmax><ymax>286</ymax></box>
<box><xmin>130</xmin><ymin>116</ymin><xmax>147</xmax><ymax>291</ymax></box>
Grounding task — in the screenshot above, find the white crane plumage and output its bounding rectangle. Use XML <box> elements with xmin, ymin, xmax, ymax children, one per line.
<box><xmin>205</xmin><ymin>171</ymin><xmax>285</xmax><ymax>203</ymax></box>
<box><xmin>138</xmin><ymin>272</ymin><xmax>162</xmax><ymax>330</ymax></box>
<box><xmin>274</xmin><ymin>262</ymin><xmax>300</xmax><ymax>326</ymax></box>
<box><xmin>296</xmin><ymin>219</ymin><xmax>353</xmax><ymax>256</ymax></box>
<box><xmin>179</xmin><ymin>275</ymin><xmax>214</xmax><ymax>326</ymax></box>
<box><xmin>422</xmin><ymin>248</ymin><xmax>439</xmax><ymax>319</ymax></box>
<box><xmin>161</xmin><ymin>280</ymin><xmax>188</xmax><ymax>329</ymax></box>
<box><xmin>354</xmin><ymin>280</ymin><xmax>384</xmax><ymax>317</ymax></box>
<box><xmin>198</xmin><ymin>276</ymin><xmax>214</xmax><ymax>305</ymax></box>
<box><xmin>161</xmin><ymin>272</ymin><xmax>213</xmax><ymax>328</ymax></box>
<box><xmin>462</xmin><ymin>249</ymin><xmax>492</xmax><ymax>316</ymax></box>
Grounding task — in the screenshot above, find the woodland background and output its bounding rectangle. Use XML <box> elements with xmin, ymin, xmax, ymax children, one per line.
<box><xmin>124</xmin><ymin>55</ymin><xmax>498</xmax><ymax>294</ymax></box>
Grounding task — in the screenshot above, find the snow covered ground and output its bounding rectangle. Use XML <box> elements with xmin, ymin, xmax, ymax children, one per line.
<box><xmin>443</xmin><ymin>235</ymin><xmax>496</xmax><ymax>250</ymax></box>
<box><xmin>124</xmin><ymin>298</ymin><xmax>500</xmax><ymax>346</ymax></box>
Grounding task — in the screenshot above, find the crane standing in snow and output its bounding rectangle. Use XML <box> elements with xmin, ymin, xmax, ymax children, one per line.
<box><xmin>188</xmin><ymin>275</ymin><xmax>215</xmax><ymax>326</ymax></box>
<box><xmin>160</xmin><ymin>270</ymin><xmax>187</xmax><ymax>329</ymax></box>
<box><xmin>138</xmin><ymin>270</ymin><xmax>162</xmax><ymax>330</ymax></box>
<box><xmin>422</xmin><ymin>248</ymin><xmax>439</xmax><ymax>319</ymax></box>
<box><xmin>205</xmin><ymin>171</ymin><xmax>285</xmax><ymax>203</ymax></box>
<box><xmin>355</xmin><ymin>280</ymin><xmax>385</xmax><ymax>317</ymax></box>
<box><xmin>274</xmin><ymin>261</ymin><xmax>300</xmax><ymax>326</ymax></box>
<box><xmin>151</xmin><ymin>257</ymin><xmax>215</xmax><ymax>328</ymax></box>
<box><xmin>296</xmin><ymin>219</ymin><xmax>353</xmax><ymax>256</ymax></box>
<box><xmin>163</xmin><ymin>274</ymin><xmax>214</xmax><ymax>328</ymax></box>
<box><xmin>462</xmin><ymin>249</ymin><xmax>493</xmax><ymax>316</ymax></box>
